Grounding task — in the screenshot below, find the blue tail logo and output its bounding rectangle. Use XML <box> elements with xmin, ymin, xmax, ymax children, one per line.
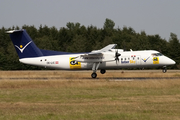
<box><xmin>15</xmin><ymin>41</ymin><xmax>32</xmax><ymax>53</ymax></box>
<box><xmin>7</xmin><ymin>29</ymin><xmax>43</xmax><ymax>59</ymax></box>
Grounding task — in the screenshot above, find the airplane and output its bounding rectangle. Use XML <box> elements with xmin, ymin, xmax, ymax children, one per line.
<box><xmin>6</xmin><ymin>29</ymin><xmax>176</xmax><ymax>78</ymax></box>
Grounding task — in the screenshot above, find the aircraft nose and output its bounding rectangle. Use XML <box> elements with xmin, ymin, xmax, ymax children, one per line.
<box><xmin>171</xmin><ymin>59</ymin><xmax>176</xmax><ymax>65</ymax></box>
<box><xmin>161</xmin><ymin>56</ymin><xmax>176</xmax><ymax>65</ymax></box>
<box><xmin>167</xmin><ymin>58</ymin><xmax>176</xmax><ymax>65</ymax></box>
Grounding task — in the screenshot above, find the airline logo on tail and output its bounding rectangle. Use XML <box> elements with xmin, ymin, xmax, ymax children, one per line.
<box><xmin>14</xmin><ymin>41</ymin><xmax>32</xmax><ymax>53</ymax></box>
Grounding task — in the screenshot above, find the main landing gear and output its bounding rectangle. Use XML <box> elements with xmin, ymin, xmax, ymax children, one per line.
<box><xmin>91</xmin><ymin>69</ymin><xmax>106</xmax><ymax>78</ymax></box>
<box><xmin>91</xmin><ymin>62</ymin><xmax>107</xmax><ymax>78</ymax></box>
<box><xmin>91</xmin><ymin>73</ymin><xmax>97</xmax><ymax>78</ymax></box>
<box><xmin>91</xmin><ymin>62</ymin><xmax>100</xmax><ymax>79</ymax></box>
<box><xmin>100</xmin><ymin>69</ymin><xmax>106</xmax><ymax>74</ymax></box>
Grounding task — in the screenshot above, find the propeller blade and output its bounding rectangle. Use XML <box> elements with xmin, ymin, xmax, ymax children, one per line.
<box><xmin>115</xmin><ymin>49</ymin><xmax>121</xmax><ymax>64</ymax></box>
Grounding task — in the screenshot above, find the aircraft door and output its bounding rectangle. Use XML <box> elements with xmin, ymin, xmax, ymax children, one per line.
<box><xmin>136</xmin><ymin>56</ymin><xmax>141</xmax><ymax>65</ymax></box>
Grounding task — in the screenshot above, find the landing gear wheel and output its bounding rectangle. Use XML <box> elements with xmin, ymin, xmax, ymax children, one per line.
<box><xmin>162</xmin><ymin>67</ymin><xmax>167</xmax><ymax>73</ymax></box>
<box><xmin>91</xmin><ymin>73</ymin><xmax>97</xmax><ymax>78</ymax></box>
<box><xmin>100</xmin><ymin>69</ymin><xmax>106</xmax><ymax>74</ymax></box>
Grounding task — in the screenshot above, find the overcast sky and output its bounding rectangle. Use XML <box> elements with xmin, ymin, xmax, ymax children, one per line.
<box><xmin>0</xmin><ymin>0</ymin><xmax>179</xmax><ymax>40</ymax></box>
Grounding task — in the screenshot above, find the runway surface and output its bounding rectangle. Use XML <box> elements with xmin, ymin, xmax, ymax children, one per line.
<box><xmin>0</xmin><ymin>77</ymin><xmax>180</xmax><ymax>81</ymax></box>
<box><xmin>0</xmin><ymin>70</ymin><xmax>180</xmax><ymax>80</ymax></box>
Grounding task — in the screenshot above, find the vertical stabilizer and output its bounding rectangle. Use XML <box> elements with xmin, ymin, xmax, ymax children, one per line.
<box><xmin>7</xmin><ymin>29</ymin><xmax>43</xmax><ymax>59</ymax></box>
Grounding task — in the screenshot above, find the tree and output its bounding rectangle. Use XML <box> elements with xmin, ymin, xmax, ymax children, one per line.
<box><xmin>168</xmin><ymin>33</ymin><xmax>180</xmax><ymax>64</ymax></box>
<box><xmin>0</xmin><ymin>19</ymin><xmax>179</xmax><ymax>70</ymax></box>
<box><xmin>103</xmin><ymin>18</ymin><xmax>115</xmax><ymax>29</ymax></box>
<box><xmin>67</xmin><ymin>35</ymin><xmax>87</xmax><ymax>52</ymax></box>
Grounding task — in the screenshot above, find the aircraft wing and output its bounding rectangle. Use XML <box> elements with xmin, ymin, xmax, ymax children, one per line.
<box><xmin>99</xmin><ymin>44</ymin><xmax>117</xmax><ymax>52</ymax></box>
<box><xmin>75</xmin><ymin>44</ymin><xmax>117</xmax><ymax>62</ymax></box>
<box><xmin>88</xmin><ymin>44</ymin><xmax>117</xmax><ymax>55</ymax></box>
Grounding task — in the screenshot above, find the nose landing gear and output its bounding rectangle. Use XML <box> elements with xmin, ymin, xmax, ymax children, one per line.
<box><xmin>162</xmin><ymin>66</ymin><xmax>167</xmax><ymax>73</ymax></box>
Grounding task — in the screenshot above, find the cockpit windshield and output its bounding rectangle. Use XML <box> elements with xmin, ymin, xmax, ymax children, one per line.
<box><xmin>151</xmin><ymin>53</ymin><xmax>163</xmax><ymax>57</ymax></box>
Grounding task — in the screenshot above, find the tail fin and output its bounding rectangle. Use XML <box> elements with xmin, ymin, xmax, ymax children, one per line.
<box><xmin>7</xmin><ymin>29</ymin><xmax>43</xmax><ymax>59</ymax></box>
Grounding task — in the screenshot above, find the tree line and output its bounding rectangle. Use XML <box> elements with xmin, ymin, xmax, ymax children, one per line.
<box><xmin>0</xmin><ymin>18</ymin><xmax>179</xmax><ymax>70</ymax></box>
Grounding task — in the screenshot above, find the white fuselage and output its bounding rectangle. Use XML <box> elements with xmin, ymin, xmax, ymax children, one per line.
<box><xmin>19</xmin><ymin>50</ymin><xmax>175</xmax><ymax>70</ymax></box>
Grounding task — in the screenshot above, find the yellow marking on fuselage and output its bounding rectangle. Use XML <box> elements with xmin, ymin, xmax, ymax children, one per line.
<box><xmin>69</xmin><ymin>57</ymin><xmax>81</xmax><ymax>69</ymax></box>
<box><xmin>153</xmin><ymin>57</ymin><xmax>159</xmax><ymax>64</ymax></box>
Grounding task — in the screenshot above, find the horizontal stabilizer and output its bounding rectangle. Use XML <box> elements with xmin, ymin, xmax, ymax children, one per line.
<box><xmin>6</xmin><ymin>29</ymin><xmax>24</xmax><ymax>34</ymax></box>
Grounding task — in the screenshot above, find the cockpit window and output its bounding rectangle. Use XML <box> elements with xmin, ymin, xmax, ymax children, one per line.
<box><xmin>151</xmin><ymin>53</ymin><xmax>163</xmax><ymax>57</ymax></box>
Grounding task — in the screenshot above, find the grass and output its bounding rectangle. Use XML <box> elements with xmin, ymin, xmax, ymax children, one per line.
<box><xmin>0</xmin><ymin>70</ymin><xmax>180</xmax><ymax>120</ymax></box>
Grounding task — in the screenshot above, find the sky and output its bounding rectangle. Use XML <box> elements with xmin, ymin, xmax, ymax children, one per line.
<box><xmin>0</xmin><ymin>0</ymin><xmax>179</xmax><ymax>40</ymax></box>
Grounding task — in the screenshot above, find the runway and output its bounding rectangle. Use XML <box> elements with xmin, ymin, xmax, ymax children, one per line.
<box><xmin>0</xmin><ymin>77</ymin><xmax>180</xmax><ymax>81</ymax></box>
<box><xmin>0</xmin><ymin>70</ymin><xmax>180</xmax><ymax>81</ymax></box>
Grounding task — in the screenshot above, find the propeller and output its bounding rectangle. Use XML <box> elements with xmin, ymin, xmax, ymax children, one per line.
<box><xmin>115</xmin><ymin>49</ymin><xmax>121</xmax><ymax>64</ymax></box>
